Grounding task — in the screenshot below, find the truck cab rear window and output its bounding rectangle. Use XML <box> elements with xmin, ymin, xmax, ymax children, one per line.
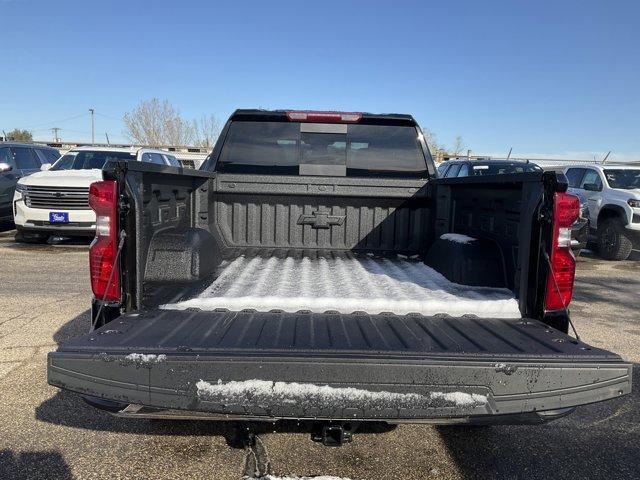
<box><xmin>215</xmin><ymin>121</ymin><xmax>428</xmax><ymax>177</ymax></box>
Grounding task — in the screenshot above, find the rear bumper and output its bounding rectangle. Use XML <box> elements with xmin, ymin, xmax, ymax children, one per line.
<box><xmin>84</xmin><ymin>396</ymin><xmax>577</xmax><ymax>425</ymax></box>
<box><xmin>48</xmin><ymin>352</ymin><xmax>632</xmax><ymax>423</ymax></box>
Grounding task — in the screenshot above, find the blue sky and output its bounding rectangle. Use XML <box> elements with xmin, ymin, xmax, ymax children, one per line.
<box><xmin>1</xmin><ymin>0</ymin><xmax>639</xmax><ymax>160</ymax></box>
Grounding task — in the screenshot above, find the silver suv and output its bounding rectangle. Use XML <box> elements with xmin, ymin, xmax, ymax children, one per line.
<box><xmin>565</xmin><ymin>164</ymin><xmax>640</xmax><ymax>260</ymax></box>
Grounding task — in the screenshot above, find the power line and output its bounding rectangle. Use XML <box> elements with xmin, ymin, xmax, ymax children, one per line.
<box><xmin>59</xmin><ymin>128</ymin><xmax>92</xmax><ymax>134</ymax></box>
<box><xmin>17</xmin><ymin>112</ymin><xmax>89</xmax><ymax>130</ymax></box>
<box><xmin>94</xmin><ymin>112</ymin><xmax>122</xmax><ymax>122</ymax></box>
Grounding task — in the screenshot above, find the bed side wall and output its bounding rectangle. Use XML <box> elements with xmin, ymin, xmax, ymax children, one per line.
<box><xmin>434</xmin><ymin>175</ymin><xmax>544</xmax><ymax>317</ymax></box>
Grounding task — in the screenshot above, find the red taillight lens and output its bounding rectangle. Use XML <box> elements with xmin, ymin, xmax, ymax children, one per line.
<box><xmin>285</xmin><ymin>110</ymin><xmax>362</xmax><ymax>123</ymax></box>
<box><xmin>545</xmin><ymin>192</ymin><xmax>580</xmax><ymax>311</ymax></box>
<box><xmin>89</xmin><ymin>181</ymin><xmax>120</xmax><ymax>302</ymax></box>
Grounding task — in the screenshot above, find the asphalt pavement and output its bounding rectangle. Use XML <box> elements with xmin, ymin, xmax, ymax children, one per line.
<box><xmin>0</xmin><ymin>230</ymin><xmax>638</xmax><ymax>480</ymax></box>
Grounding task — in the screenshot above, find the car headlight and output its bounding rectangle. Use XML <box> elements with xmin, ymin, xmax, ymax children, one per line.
<box><xmin>628</xmin><ymin>199</ymin><xmax>640</xmax><ymax>208</ymax></box>
<box><xmin>15</xmin><ymin>183</ymin><xmax>26</xmax><ymax>193</ymax></box>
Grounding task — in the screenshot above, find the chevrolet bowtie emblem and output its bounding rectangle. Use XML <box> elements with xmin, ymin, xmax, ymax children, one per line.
<box><xmin>297</xmin><ymin>208</ymin><xmax>345</xmax><ymax>229</ymax></box>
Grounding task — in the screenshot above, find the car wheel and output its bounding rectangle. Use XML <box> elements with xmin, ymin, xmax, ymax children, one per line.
<box><xmin>597</xmin><ymin>218</ymin><xmax>632</xmax><ymax>261</ymax></box>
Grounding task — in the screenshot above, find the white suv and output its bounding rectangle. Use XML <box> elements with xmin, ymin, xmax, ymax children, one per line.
<box><xmin>13</xmin><ymin>146</ymin><xmax>181</xmax><ymax>242</ymax></box>
<box><xmin>564</xmin><ymin>164</ymin><xmax>640</xmax><ymax>260</ymax></box>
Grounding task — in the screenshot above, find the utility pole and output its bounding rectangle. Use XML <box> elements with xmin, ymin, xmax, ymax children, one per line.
<box><xmin>105</xmin><ymin>132</ymin><xmax>110</xmax><ymax>145</ymax></box>
<box><xmin>506</xmin><ymin>147</ymin><xmax>513</xmax><ymax>160</ymax></box>
<box><xmin>51</xmin><ymin>127</ymin><xmax>61</xmax><ymax>142</ymax></box>
<box><xmin>89</xmin><ymin>108</ymin><xmax>95</xmax><ymax>144</ymax></box>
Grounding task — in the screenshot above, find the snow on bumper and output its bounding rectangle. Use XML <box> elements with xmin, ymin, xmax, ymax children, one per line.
<box><xmin>47</xmin><ymin>352</ymin><xmax>632</xmax><ymax>422</ymax></box>
<box><xmin>195</xmin><ymin>379</ymin><xmax>488</xmax><ymax>412</ymax></box>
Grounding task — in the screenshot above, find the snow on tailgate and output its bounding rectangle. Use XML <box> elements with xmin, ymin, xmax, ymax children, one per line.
<box><xmin>162</xmin><ymin>255</ymin><xmax>520</xmax><ymax>318</ymax></box>
<box><xmin>196</xmin><ymin>379</ymin><xmax>488</xmax><ymax>410</ymax></box>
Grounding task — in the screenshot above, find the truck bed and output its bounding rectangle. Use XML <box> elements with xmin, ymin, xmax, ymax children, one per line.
<box><xmin>161</xmin><ymin>254</ymin><xmax>521</xmax><ymax>318</ymax></box>
<box><xmin>48</xmin><ymin>310</ymin><xmax>632</xmax><ymax>422</ymax></box>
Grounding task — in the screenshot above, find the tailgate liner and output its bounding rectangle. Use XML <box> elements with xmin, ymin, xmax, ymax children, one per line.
<box><xmin>57</xmin><ymin>310</ymin><xmax>619</xmax><ymax>360</ymax></box>
<box><xmin>48</xmin><ymin>310</ymin><xmax>632</xmax><ymax>421</ymax></box>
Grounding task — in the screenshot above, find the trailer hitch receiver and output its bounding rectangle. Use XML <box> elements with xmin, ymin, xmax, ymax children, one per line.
<box><xmin>312</xmin><ymin>423</ymin><xmax>354</xmax><ymax>447</ymax></box>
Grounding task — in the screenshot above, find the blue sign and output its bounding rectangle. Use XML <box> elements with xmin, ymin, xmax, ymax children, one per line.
<box><xmin>49</xmin><ymin>212</ymin><xmax>69</xmax><ymax>223</ymax></box>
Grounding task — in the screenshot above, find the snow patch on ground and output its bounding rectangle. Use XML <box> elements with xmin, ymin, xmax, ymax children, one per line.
<box><xmin>162</xmin><ymin>255</ymin><xmax>519</xmax><ymax>318</ymax></box>
<box><xmin>440</xmin><ymin>233</ymin><xmax>477</xmax><ymax>244</ymax></box>
<box><xmin>196</xmin><ymin>379</ymin><xmax>487</xmax><ymax>410</ymax></box>
<box><xmin>124</xmin><ymin>353</ymin><xmax>167</xmax><ymax>364</ymax></box>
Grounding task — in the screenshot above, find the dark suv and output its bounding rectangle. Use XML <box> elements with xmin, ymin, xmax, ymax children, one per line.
<box><xmin>0</xmin><ymin>142</ymin><xmax>60</xmax><ymax>226</ymax></box>
<box><xmin>437</xmin><ymin>159</ymin><xmax>543</xmax><ymax>177</ymax></box>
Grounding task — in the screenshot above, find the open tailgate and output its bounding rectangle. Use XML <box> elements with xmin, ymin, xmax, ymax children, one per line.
<box><xmin>48</xmin><ymin>310</ymin><xmax>632</xmax><ymax>422</ymax></box>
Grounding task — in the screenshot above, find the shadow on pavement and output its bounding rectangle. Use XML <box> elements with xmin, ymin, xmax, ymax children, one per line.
<box><xmin>35</xmin><ymin>387</ymin><xmax>394</xmax><ymax>448</ymax></box>
<box><xmin>0</xmin><ymin>449</ymin><xmax>73</xmax><ymax>480</ymax></box>
<box><xmin>52</xmin><ymin>309</ymin><xmax>92</xmax><ymax>345</ymax></box>
<box><xmin>0</xmin><ymin>229</ymin><xmax>91</xmax><ymax>252</ymax></box>
<box><xmin>438</xmin><ymin>364</ymin><xmax>639</xmax><ymax>480</ymax></box>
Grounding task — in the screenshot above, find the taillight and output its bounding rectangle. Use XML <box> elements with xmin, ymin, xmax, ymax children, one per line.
<box><xmin>89</xmin><ymin>181</ymin><xmax>120</xmax><ymax>302</ymax></box>
<box><xmin>544</xmin><ymin>192</ymin><xmax>580</xmax><ymax>311</ymax></box>
<box><xmin>285</xmin><ymin>110</ymin><xmax>362</xmax><ymax>123</ymax></box>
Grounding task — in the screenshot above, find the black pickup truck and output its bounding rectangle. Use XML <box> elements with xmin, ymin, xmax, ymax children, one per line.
<box><xmin>48</xmin><ymin>110</ymin><xmax>631</xmax><ymax>443</ymax></box>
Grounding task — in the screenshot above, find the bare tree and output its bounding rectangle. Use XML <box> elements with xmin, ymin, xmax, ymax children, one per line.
<box><xmin>194</xmin><ymin>115</ymin><xmax>221</xmax><ymax>148</ymax></box>
<box><xmin>451</xmin><ymin>136</ymin><xmax>466</xmax><ymax>156</ymax></box>
<box><xmin>123</xmin><ymin>99</ymin><xmax>196</xmax><ymax>146</ymax></box>
<box><xmin>421</xmin><ymin>128</ymin><xmax>442</xmax><ymax>156</ymax></box>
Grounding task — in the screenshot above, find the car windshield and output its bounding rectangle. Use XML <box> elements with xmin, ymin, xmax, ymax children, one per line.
<box><xmin>470</xmin><ymin>162</ymin><xmax>542</xmax><ymax>175</ymax></box>
<box><xmin>603</xmin><ymin>169</ymin><xmax>640</xmax><ymax>190</ymax></box>
<box><xmin>51</xmin><ymin>150</ymin><xmax>136</xmax><ymax>170</ymax></box>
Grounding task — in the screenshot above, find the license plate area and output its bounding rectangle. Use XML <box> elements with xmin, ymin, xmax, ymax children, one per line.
<box><xmin>49</xmin><ymin>212</ymin><xmax>69</xmax><ymax>223</ymax></box>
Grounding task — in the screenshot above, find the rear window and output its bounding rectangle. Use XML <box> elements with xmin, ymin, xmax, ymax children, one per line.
<box><xmin>215</xmin><ymin>121</ymin><xmax>428</xmax><ymax>177</ymax></box>
<box><xmin>51</xmin><ymin>150</ymin><xmax>136</xmax><ymax>170</ymax></box>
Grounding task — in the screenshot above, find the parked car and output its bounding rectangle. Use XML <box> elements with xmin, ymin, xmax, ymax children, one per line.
<box><xmin>0</xmin><ymin>142</ymin><xmax>60</xmax><ymax>227</ymax></box>
<box><xmin>47</xmin><ymin>110</ymin><xmax>630</xmax><ymax>445</ymax></box>
<box><xmin>13</xmin><ymin>146</ymin><xmax>180</xmax><ymax>242</ymax></box>
<box><xmin>564</xmin><ymin>164</ymin><xmax>640</xmax><ymax>260</ymax></box>
<box><xmin>438</xmin><ymin>159</ymin><xmax>588</xmax><ymax>251</ymax></box>
<box><xmin>437</xmin><ymin>159</ymin><xmax>543</xmax><ymax>178</ymax></box>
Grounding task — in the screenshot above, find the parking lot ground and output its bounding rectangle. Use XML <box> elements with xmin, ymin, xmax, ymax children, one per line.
<box><xmin>0</xmin><ymin>229</ymin><xmax>638</xmax><ymax>480</ymax></box>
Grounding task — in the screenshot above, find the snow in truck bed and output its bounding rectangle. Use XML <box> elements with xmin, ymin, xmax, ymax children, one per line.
<box><xmin>162</xmin><ymin>255</ymin><xmax>521</xmax><ymax>318</ymax></box>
